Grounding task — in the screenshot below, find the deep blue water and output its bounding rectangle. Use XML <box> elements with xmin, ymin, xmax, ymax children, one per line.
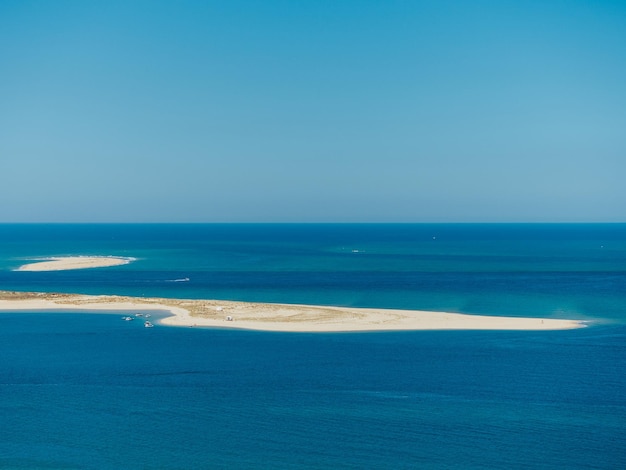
<box><xmin>1</xmin><ymin>224</ymin><xmax>625</xmax><ymax>468</ymax></box>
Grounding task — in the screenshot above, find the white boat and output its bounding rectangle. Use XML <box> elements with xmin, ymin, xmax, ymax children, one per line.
<box><xmin>135</xmin><ymin>313</ymin><xmax>144</xmax><ymax>317</ymax></box>
<box><xmin>122</xmin><ymin>316</ymin><xmax>134</xmax><ymax>321</ymax></box>
<box><xmin>144</xmin><ymin>321</ymin><xmax>154</xmax><ymax>328</ymax></box>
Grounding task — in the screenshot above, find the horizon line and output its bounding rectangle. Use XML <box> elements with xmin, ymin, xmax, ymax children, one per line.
<box><xmin>1</xmin><ymin>221</ymin><xmax>625</xmax><ymax>225</ymax></box>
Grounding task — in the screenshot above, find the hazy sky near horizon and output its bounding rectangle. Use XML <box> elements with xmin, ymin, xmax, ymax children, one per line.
<box><xmin>1</xmin><ymin>0</ymin><xmax>625</xmax><ymax>222</ymax></box>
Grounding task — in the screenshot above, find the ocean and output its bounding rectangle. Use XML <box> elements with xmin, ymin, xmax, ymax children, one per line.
<box><xmin>0</xmin><ymin>224</ymin><xmax>625</xmax><ymax>469</ymax></box>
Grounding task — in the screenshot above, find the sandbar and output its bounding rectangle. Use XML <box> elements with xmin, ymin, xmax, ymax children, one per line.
<box><xmin>14</xmin><ymin>256</ymin><xmax>133</xmax><ymax>272</ymax></box>
<box><xmin>0</xmin><ymin>291</ymin><xmax>586</xmax><ymax>332</ymax></box>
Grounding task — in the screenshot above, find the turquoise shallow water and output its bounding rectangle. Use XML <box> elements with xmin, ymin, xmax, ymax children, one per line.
<box><xmin>0</xmin><ymin>224</ymin><xmax>625</xmax><ymax>468</ymax></box>
<box><xmin>1</xmin><ymin>223</ymin><xmax>625</xmax><ymax>321</ymax></box>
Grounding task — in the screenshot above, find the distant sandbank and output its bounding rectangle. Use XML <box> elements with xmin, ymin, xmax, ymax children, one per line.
<box><xmin>14</xmin><ymin>256</ymin><xmax>133</xmax><ymax>272</ymax></box>
<box><xmin>0</xmin><ymin>291</ymin><xmax>586</xmax><ymax>332</ymax></box>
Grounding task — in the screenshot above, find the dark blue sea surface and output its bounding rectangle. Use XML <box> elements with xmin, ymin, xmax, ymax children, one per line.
<box><xmin>1</xmin><ymin>224</ymin><xmax>625</xmax><ymax>468</ymax></box>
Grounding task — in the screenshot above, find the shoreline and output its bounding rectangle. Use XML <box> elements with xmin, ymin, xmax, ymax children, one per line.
<box><xmin>0</xmin><ymin>291</ymin><xmax>586</xmax><ymax>332</ymax></box>
<box><xmin>14</xmin><ymin>256</ymin><xmax>134</xmax><ymax>272</ymax></box>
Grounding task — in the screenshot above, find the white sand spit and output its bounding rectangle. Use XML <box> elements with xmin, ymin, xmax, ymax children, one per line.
<box><xmin>0</xmin><ymin>291</ymin><xmax>586</xmax><ymax>332</ymax></box>
<box><xmin>15</xmin><ymin>256</ymin><xmax>133</xmax><ymax>272</ymax></box>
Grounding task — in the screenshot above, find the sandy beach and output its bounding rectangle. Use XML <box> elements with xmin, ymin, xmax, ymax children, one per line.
<box><xmin>0</xmin><ymin>291</ymin><xmax>585</xmax><ymax>332</ymax></box>
<box><xmin>14</xmin><ymin>256</ymin><xmax>133</xmax><ymax>272</ymax></box>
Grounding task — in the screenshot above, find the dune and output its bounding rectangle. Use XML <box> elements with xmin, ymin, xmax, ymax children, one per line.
<box><xmin>15</xmin><ymin>256</ymin><xmax>133</xmax><ymax>272</ymax></box>
<box><xmin>0</xmin><ymin>291</ymin><xmax>586</xmax><ymax>332</ymax></box>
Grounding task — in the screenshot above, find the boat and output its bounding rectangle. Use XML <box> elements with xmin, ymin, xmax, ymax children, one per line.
<box><xmin>122</xmin><ymin>316</ymin><xmax>134</xmax><ymax>321</ymax></box>
<box><xmin>144</xmin><ymin>321</ymin><xmax>154</xmax><ymax>328</ymax></box>
<box><xmin>135</xmin><ymin>313</ymin><xmax>144</xmax><ymax>317</ymax></box>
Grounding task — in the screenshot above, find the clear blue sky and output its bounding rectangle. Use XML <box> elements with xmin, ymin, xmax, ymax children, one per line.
<box><xmin>1</xmin><ymin>0</ymin><xmax>624</xmax><ymax>222</ymax></box>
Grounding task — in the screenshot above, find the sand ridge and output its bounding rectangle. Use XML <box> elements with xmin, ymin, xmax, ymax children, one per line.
<box><xmin>0</xmin><ymin>291</ymin><xmax>586</xmax><ymax>332</ymax></box>
<box><xmin>14</xmin><ymin>256</ymin><xmax>134</xmax><ymax>271</ymax></box>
